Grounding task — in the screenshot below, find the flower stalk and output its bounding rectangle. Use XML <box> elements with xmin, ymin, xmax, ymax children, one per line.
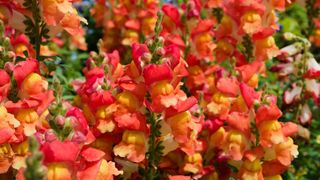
<box><xmin>145</xmin><ymin>11</ymin><xmax>165</xmax><ymax>180</ymax></box>
<box><xmin>23</xmin><ymin>0</ymin><xmax>50</xmax><ymax>60</ymax></box>
<box><xmin>24</xmin><ymin>137</ymin><xmax>47</xmax><ymax>180</ymax></box>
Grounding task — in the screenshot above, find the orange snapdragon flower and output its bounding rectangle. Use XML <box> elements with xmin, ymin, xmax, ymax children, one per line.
<box><xmin>240</xmin><ymin>11</ymin><xmax>262</xmax><ymax>35</ymax></box>
<box><xmin>254</xmin><ymin>36</ymin><xmax>279</xmax><ymax>61</ymax></box>
<box><xmin>77</xmin><ymin>147</ymin><xmax>123</xmax><ymax>180</ymax></box>
<box><xmin>18</xmin><ymin>73</ymin><xmax>48</xmax><ymax>99</ymax></box>
<box><xmin>166</xmin><ymin>111</ymin><xmax>202</xmax><ymax>155</ymax></box>
<box><xmin>238</xmin><ymin>158</ymin><xmax>263</xmax><ymax>180</ymax></box>
<box><xmin>182</xmin><ymin>153</ymin><xmax>203</xmax><ymax>174</ymax></box>
<box><xmin>15</xmin><ymin>108</ymin><xmax>39</xmax><ymax>136</ymax></box>
<box><xmin>0</xmin><ymin>143</ymin><xmax>14</xmax><ymax>173</ymax></box>
<box><xmin>222</xmin><ymin>130</ymin><xmax>248</xmax><ymax>161</ymax></box>
<box><xmin>258</xmin><ymin>120</ymin><xmax>285</xmax><ymax>148</ymax></box>
<box><xmin>113</xmin><ymin>130</ymin><xmax>147</xmax><ymax>163</ymax></box>
<box><xmin>11</xmin><ymin>140</ymin><xmax>29</xmax><ymax>170</ymax></box>
<box><xmin>150</xmin><ymin>80</ymin><xmax>187</xmax><ymax>113</ymax></box>
<box><xmin>47</xmin><ymin>163</ymin><xmax>72</xmax><ymax>180</ymax></box>
<box><xmin>41</xmin><ymin>0</ymin><xmax>87</xmax><ymax>35</ymax></box>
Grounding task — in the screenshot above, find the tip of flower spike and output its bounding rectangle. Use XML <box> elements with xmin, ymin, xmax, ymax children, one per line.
<box><xmin>24</xmin><ymin>136</ymin><xmax>47</xmax><ymax>180</ymax></box>
<box><xmin>283</xmin><ymin>32</ymin><xmax>295</xmax><ymax>40</ymax></box>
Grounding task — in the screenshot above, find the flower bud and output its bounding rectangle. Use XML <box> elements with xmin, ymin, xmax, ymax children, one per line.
<box><xmin>156</xmin><ymin>47</ymin><xmax>165</xmax><ymax>56</ymax></box>
<box><xmin>56</xmin><ymin>115</ymin><xmax>65</xmax><ymax>126</ymax></box>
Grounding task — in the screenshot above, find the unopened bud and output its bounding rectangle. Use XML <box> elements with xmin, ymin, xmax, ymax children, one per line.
<box><xmin>283</xmin><ymin>32</ymin><xmax>295</xmax><ymax>41</ymax></box>
<box><xmin>3</xmin><ymin>37</ymin><xmax>10</xmax><ymax>47</ymax></box>
<box><xmin>7</xmin><ymin>51</ymin><xmax>15</xmax><ymax>59</ymax></box>
<box><xmin>156</xmin><ymin>47</ymin><xmax>165</xmax><ymax>56</ymax></box>
<box><xmin>72</xmin><ymin>131</ymin><xmax>86</xmax><ymax>143</ymax></box>
<box><xmin>4</xmin><ymin>62</ymin><xmax>14</xmax><ymax>72</ymax></box>
<box><xmin>253</xmin><ymin>100</ymin><xmax>260</xmax><ymax>109</ymax></box>
<box><xmin>141</xmin><ymin>52</ymin><xmax>152</xmax><ymax>62</ymax></box>
<box><xmin>56</xmin><ymin>115</ymin><xmax>65</xmax><ymax>126</ymax></box>
<box><xmin>157</xmin><ymin>36</ymin><xmax>164</xmax><ymax>44</ymax></box>
<box><xmin>146</xmin><ymin>39</ymin><xmax>153</xmax><ymax>47</ymax></box>
<box><xmin>90</xmin><ymin>51</ymin><xmax>98</xmax><ymax>58</ymax></box>
<box><xmin>45</xmin><ymin>130</ymin><xmax>57</xmax><ymax>142</ymax></box>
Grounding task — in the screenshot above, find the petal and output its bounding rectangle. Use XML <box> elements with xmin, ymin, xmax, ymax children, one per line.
<box><xmin>125</xmin><ymin>19</ymin><xmax>140</xmax><ymax>30</ymax></box>
<box><xmin>0</xmin><ymin>158</ymin><xmax>12</xmax><ymax>174</ymax></box>
<box><xmin>77</xmin><ymin>161</ymin><xmax>101</xmax><ymax>180</ymax></box>
<box><xmin>114</xmin><ymin>112</ymin><xmax>145</xmax><ymax>131</ymax></box>
<box><xmin>59</xmin><ymin>13</ymin><xmax>83</xmax><ymax>35</ymax></box>
<box><xmin>165</xmin><ymin>96</ymin><xmax>197</xmax><ymax>118</ymax></box>
<box><xmin>227</xmin><ymin>112</ymin><xmax>250</xmax><ymax>136</ymax></box>
<box><xmin>169</xmin><ymin>176</ymin><xmax>191</xmax><ymax>180</ymax></box>
<box><xmin>237</xmin><ymin>60</ymin><xmax>262</xmax><ymax>82</ymax></box>
<box><xmin>113</xmin><ymin>143</ymin><xmax>145</xmax><ymax>163</ymax></box>
<box><xmin>0</xmin><ymin>128</ymin><xmax>15</xmax><ymax>144</ymax></box>
<box><xmin>132</xmin><ymin>43</ymin><xmax>149</xmax><ymax>71</ymax></box>
<box><xmin>66</xmin><ymin>107</ymin><xmax>89</xmax><ymax>134</ymax></box>
<box><xmin>143</xmin><ymin>64</ymin><xmax>173</xmax><ymax>86</ymax></box>
<box><xmin>97</xmin><ymin>120</ymin><xmax>115</xmax><ymax>133</ymax></box>
<box><xmin>283</xmin><ymin>86</ymin><xmax>302</xmax><ymax>104</ymax></box>
<box><xmin>12</xmin><ymin>156</ymin><xmax>26</xmax><ymax>170</ymax></box>
<box><xmin>97</xmin><ymin>160</ymin><xmax>123</xmax><ymax>179</ymax></box>
<box><xmin>162</xmin><ymin>4</ymin><xmax>180</xmax><ymax>26</ymax></box>
<box><xmin>281</xmin><ymin>122</ymin><xmax>298</xmax><ymax>137</ymax></box>
<box><xmin>191</xmin><ymin>20</ymin><xmax>213</xmax><ymax>37</ymax></box>
<box><xmin>256</xmin><ymin>104</ymin><xmax>282</xmax><ymax>124</ymax></box>
<box><xmin>304</xmin><ymin>56</ymin><xmax>320</xmax><ymax>78</ymax></box>
<box><xmin>13</xmin><ymin>59</ymin><xmax>39</xmax><ymax>87</ymax></box>
<box><xmin>262</xmin><ymin>161</ymin><xmax>287</xmax><ymax>176</ymax></box>
<box><xmin>0</xmin><ymin>70</ymin><xmax>10</xmax><ymax>86</ymax></box>
<box><xmin>81</xmin><ymin>147</ymin><xmax>105</xmax><ymax>162</ymax></box>
<box><xmin>305</xmin><ymin>79</ymin><xmax>320</xmax><ymax>101</ymax></box>
<box><xmin>239</xmin><ymin>82</ymin><xmax>261</xmax><ymax>108</ymax></box>
<box><xmin>299</xmin><ymin>104</ymin><xmax>312</xmax><ymax>124</ymax></box>
<box><xmin>6</xmin><ymin>113</ymin><xmax>21</xmax><ymax>128</ymax></box>
<box><xmin>41</xmin><ymin>140</ymin><xmax>80</xmax><ymax>163</ymax></box>
<box><xmin>23</xmin><ymin>123</ymin><xmax>36</xmax><ymax>137</ymax></box>
<box><xmin>164</xmin><ymin>44</ymin><xmax>180</xmax><ymax>69</ymax></box>
<box><xmin>160</xmin><ymin>95</ymin><xmax>178</xmax><ymax>108</ymax></box>
<box><xmin>216</xmin><ymin>77</ymin><xmax>239</xmax><ymax>97</ymax></box>
<box><xmin>29</xmin><ymin>91</ymin><xmax>55</xmax><ymax>114</ymax></box>
<box><xmin>88</xmin><ymin>91</ymin><xmax>115</xmax><ymax>111</ymax></box>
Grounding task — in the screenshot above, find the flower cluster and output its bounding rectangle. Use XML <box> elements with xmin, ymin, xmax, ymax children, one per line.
<box><xmin>271</xmin><ymin>33</ymin><xmax>320</xmax><ymax>125</ymax></box>
<box><xmin>0</xmin><ymin>0</ymin><xmax>86</xmax><ymax>36</ymax></box>
<box><xmin>0</xmin><ymin>0</ymin><xmax>317</xmax><ymax>179</ymax></box>
<box><xmin>91</xmin><ymin>0</ymin><xmax>158</xmax><ymax>55</ymax></box>
<box><xmin>71</xmin><ymin>24</ymin><xmax>204</xmax><ymax>176</ymax></box>
<box><xmin>0</xmin><ymin>58</ymin><xmax>54</xmax><ymax>173</ymax></box>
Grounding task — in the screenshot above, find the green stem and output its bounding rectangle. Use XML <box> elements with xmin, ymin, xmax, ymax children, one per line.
<box><xmin>150</xmin><ymin>12</ymin><xmax>164</xmax><ymax>64</ymax></box>
<box><xmin>48</xmin><ymin>78</ymin><xmax>72</xmax><ymax>141</ymax></box>
<box><xmin>213</xmin><ymin>8</ymin><xmax>223</xmax><ymax>24</ymax></box>
<box><xmin>144</xmin><ymin>11</ymin><xmax>166</xmax><ymax>179</ymax></box>
<box><xmin>24</xmin><ymin>136</ymin><xmax>46</xmax><ymax>180</ymax></box>
<box><xmin>182</xmin><ymin>5</ymin><xmax>190</xmax><ymax>59</ymax></box>
<box><xmin>146</xmin><ymin>113</ymin><xmax>156</xmax><ymax>180</ymax></box>
<box><xmin>23</xmin><ymin>0</ymin><xmax>49</xmax><ymax>60</ymax></box>
<box><xmin>145</xmin><ymin>112</ymin><xmax>162</xmax><ymax>180</ymax></box>
<box><xmin>31</xmin><ymin>0</ymin><xmax>41</xmax><ymax>59</ymax></box>
<box><xmin>243</xmin><ymin>34</ymin><xmax>254</xmax><ymax>62</ymax></box>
